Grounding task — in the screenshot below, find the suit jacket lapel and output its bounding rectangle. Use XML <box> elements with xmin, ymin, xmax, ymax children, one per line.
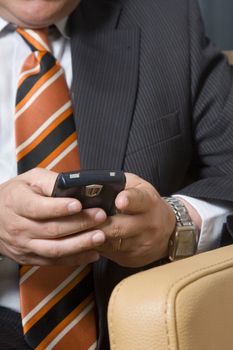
<box><xmin>69</xmin><ymin>0</ymin><xmax>140</xmax><ymax>169</ymax></box>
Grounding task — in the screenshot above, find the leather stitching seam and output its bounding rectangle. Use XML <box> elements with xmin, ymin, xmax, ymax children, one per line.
<box><xmin>164</xmin><ymin>256</ymin><xmax>233</xmax><ymax>350</ymax></box>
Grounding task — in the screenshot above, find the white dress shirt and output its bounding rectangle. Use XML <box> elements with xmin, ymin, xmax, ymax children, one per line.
<box><xmin>0</xmin><ymin>16</ymin><xmax>232</xmax><ymax>313</ymax></box>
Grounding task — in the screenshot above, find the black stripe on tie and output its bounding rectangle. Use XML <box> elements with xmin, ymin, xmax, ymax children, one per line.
<box><xmin>18</xmin><ymin>31</ymin><xmax>45</xmax><ymax>52</ymax></box>
<box><xmin>24</xmin><ymin>272</ymin><xmax>94</xmax><ymax>349</ymax></box>
<box><xmin>19</xmin><ymin>36</ymin><xmax>36</xmax><ymax>52</ymax></box>
<box><xmin>17</xmin><ymin>114</ymin><xmax>76</xmax><ymax>174</ymax></box>
<box><xmin>16</xmin><ymin>53</ymin><xmax>56</xmax><ymax>105</ymax></box>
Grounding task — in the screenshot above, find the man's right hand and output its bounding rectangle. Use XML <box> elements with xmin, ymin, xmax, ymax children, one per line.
<box><xmin>0</xmin><ymin>168</ymin><xmax>107</xmax><ymax>266</ymax></box>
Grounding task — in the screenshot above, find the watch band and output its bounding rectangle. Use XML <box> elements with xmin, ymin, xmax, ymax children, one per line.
<box><xmin>163</xmin><ymin>196</ymin><xmax>198</xmax><ymax>261</ymax></box>
<box><xmin>163</xmin><ymin>197</ymin><xmax>194</xmax><ymax>228</ymax></box>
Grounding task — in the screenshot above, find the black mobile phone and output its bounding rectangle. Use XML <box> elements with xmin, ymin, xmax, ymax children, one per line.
<box><xmin>52</xmin><ymin>170</ymin><xmax>126</xmax><ymax>216</ymax></box>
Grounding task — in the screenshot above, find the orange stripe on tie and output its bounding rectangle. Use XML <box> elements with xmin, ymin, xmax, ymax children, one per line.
<box><xmin>17</xmin><ymin>28</ymin><xmax>49</xmax><ymax>52</ymax></box>
<box><xmin>23</xmin><ymin>267</ymin><xmax>91</xmax><ymax>333</ymax></box>
<box><xmin>16</xmin><ymin>64</ymin><xmax>60</xmax><ymax>113</ymax></box>
<box><xmin>18</xmin><ymin>51</ymin><xmax>46</xmax><ymax>88</ymax></box>
<box><xmin>52</xmin><ymin>307</ymin><xmax>97</xmax><ymax>350</ymax></box>
<box><xmin>15</xmin><ymin>75</ymin><xmax>71</xmax><ymax>144</ymax></box>
<box><xmin>38</xmin><ymin>132</ymin><xmax>77</xmax><ymax>169</ymax></box>
<box><xmin>16</xmin><ymin>107</ymin><xmax>73</xmax><ymax>161</ymax></box>
<box><xmin>35</xmin><ymin>295</ymin><xmax>95</xmax><ymax>350</ymax></box>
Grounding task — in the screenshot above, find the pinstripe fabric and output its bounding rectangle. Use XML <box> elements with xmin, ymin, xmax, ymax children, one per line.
<box><xmin>15</xmin><ymin>28</ymin><xmax>97</xmax><ymax>350</ymax></box>
<box><xmin>0</xmin><ymin>307</ymin><xmax>32</xmax><ymax>350</ymax></box>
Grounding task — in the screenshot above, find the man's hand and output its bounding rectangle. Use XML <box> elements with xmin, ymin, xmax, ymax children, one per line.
<box><xmin>97</xmin><ymin>173</ymin><xmax>176</xmax><ymax>267</ymax></box>
<box><xmin>0</xmin><ymin>168</ymin><xmax>107</xmax><ymax>265</ymax></box>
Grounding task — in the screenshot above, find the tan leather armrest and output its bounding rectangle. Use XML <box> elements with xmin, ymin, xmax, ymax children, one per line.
<box><xmin>108</xmin><ymin>246</ymin><xmax>233</xmax><ymax>350</ymax></box>
<box><xmin>224</xmin><ymin>50</ymin><xmax>233</xmax><ymax>65</ymax></box>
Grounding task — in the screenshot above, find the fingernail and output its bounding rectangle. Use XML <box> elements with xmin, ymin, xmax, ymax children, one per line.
<box><xmin>95</xmin><ymin>211</ymin><xmax>107</xmax><ymax>222</ymax></box>
<box><xmin>67</xmin><ymin>201</ymin><xmax>81</xmax><ymax>213</ymax></box>
<box><xmin>92</xmin><ymin>231</ymin><xmax>105</xmax><ymax>245</ymax></box>
<box><xmin>122</xmin><ymin>196</ymin><xmax>129</xmax><ymax>207</ymax></box>
<box><xmin>117</xmin><ymin>195</ymin><xmax>129</xmax><ymax>208</ymax></box>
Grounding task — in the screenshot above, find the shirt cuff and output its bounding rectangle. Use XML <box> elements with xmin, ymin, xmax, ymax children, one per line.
<box><xmin>173</xmin><ymin>195</ymin><xmax>233</xmax><ymax>253</ymax></box>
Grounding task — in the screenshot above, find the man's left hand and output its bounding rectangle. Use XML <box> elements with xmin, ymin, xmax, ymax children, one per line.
<box><xmin>97</xmin><ymin>173</ymin><xmax>176</xmax><ymax>267</ymax></box>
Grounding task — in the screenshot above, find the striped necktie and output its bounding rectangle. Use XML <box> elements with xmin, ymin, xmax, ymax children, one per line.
<box><xmin>15</xmin><ymin>28</ymin><xmax>97</xmax><ymax>350</ymax></box>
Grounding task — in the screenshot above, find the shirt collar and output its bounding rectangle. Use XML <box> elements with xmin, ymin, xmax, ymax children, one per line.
<box><xmin>0</xmin><ymin>16</ymin><xmax>9</xmax><ymax>32</ymax></box>
<box><xmin>53</xmin><ymin>17</ymin><xmax>70</xmax><ymax>39</ymax></box>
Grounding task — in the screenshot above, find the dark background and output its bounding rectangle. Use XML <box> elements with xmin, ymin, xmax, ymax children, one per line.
<box><xmin>198</xmin><ymin>0</ymin><xmax>233</xmax><ymax>50</ymax></box>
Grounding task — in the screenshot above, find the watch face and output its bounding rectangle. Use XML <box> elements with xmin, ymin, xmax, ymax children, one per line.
<box><xmin>176</xmin><ymin>229</ymin><xmax>197</xmax><ymax>257</ymax></box>
<box><xmin>169</xmin><ymin>226</ymin><xmax>197</xmax><ymax>261</ymax></box>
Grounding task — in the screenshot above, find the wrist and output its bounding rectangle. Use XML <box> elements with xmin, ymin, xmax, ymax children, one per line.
<box><xmin>162</xmin><ymin>198</ymin><xmax>177</xmax><ymax>238</ymax></box>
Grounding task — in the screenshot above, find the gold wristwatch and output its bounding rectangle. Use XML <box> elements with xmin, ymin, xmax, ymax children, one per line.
<box><xmin>163</xmin><ymin>197</ymin><xmax>198</xmax><ymax>261</ymax></box>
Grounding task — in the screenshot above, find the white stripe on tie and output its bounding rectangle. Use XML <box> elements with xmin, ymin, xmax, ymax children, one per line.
<box><xmin>15</xmin><ymin>69</ymin><xmax>63</xmax><ymax>119</ymax></box>
<box><xmin>16</xmin><ymin>101</ymin><xmax>72</xmax><ymax>154</ymax></box>
<box><xmin>46</xmin><ymin>140</ymin><xmax>78</xmax><ymax>170</ymax></box>
<box><xmin>22</xmin><ymin>265</ymin><xmax>87</xmax><ymax>327</ymax></box>
<box><xmin>44</xmin><ymin>302</ymin><xmax>95</xmax><ymax>350</ymax></box>
<box><xmin>19</xmin><ymin>266</ymin><xmax>40</xmax><ymax>285</ymax></box>
<box><xmin>88</xmin><ymin>341</ymin><xmax>97</xmax><ymax>350</ymax></box>
<box><xmin>25</xmin><ymin>29</ymin><xmax>51</xmax><ymax>52</ymax></box>
<box><xmin>19</xmin><ymin>64</ymin><xmax>40</xmax><ymax>81</ymax></box>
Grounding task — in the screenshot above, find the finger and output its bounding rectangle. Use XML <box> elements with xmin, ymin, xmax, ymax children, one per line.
<box><xmin>4</xmin><ymin>178</ymin><xmax>83</xmax><ymax>219</ymax></box>
<box><xmin>28</xmin><ymin>229</ymin><xmax>106</xmax><ymax>258</ymax></box>
<box><xmin>15</xmin><ymin>186</ymin><xmax>83</xmax><ymax>219</ymax></box>
<box><xmin>19</xmin><ymin>168</ymin><xmax>58</xmax><ymax>197</ymax></box>
<box><xmin>17</xmin><ymin>168</ymin><xmax>84</xmax><ymax>219</ymax></box>
<box><xmin>99</xmin><ymin>212</ymin><xmax>145</xmax><ymax>240</ymax></box>
<box><xmin>25</xmin><ymin>208</ymin><xmax>107</xmax><ymax>238</ymax></box>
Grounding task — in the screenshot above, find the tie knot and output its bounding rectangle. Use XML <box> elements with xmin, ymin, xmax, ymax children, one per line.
<box><xmin>17</xmin><ymin>27</ymin><xmax>50</xmax><ymax>52</ymax></box>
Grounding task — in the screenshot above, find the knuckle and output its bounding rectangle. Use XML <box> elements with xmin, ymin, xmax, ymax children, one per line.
<box><xmin>76</xmin><ymin>236</ymin><xmax>88</xmax><ymax>250</ymax></box>
<box><xmin>152</xmin><ymin>193</ymin><xmax>160</xmax><ymax>206</ymax></box>
<box><xmin>3</xmin><ymin>187</ymin><xmax>17</xmax><ymax>209</ymax></box>
<box><xmin>9</xmin><ymin>235</ymin><xmax>21</xmax><ymax>249</ymax></box>
<box><xmin>46</xmin><ymin>245</ymin><xmax>63</xmax><ymax>259</ymax></box>
<box><xmin>111</xmin><ymin>223</ymin><xmax>123</xmax><ymax>238</ymax></box>
<box><xmin>52</xmin><ymin>206</ymin><xmax>64</xmax><ymax>217</ymax></box>
<box><xmin>78</xmin><ymin>218</ymin><xmax>90</xmax><ymax>232</ymax></box>
<box><xmin>7</xmin><ymin>240</ymin><xmax>28</xmax><ymax>260</ymax></box>
<box><xmin>28</xmin><ymin>168</ymin><xmax>38</xmax><ymax>178</ymax></box>
<box><xmin>46</xmin><ymin>222</ymin><xmax>60</xmax><ymax>237</ymax></box>
<box><xmin>5</xmin><ymin>219</ymin><xmax>22</xmax><ymax>238</ymax></box>
<box><xmin>29</xmin><ymin>167</ymin><xmax>45</xmax><ymax>177</ymax></box>
<box><xmin>3</xmin><ymin>194</ymin><xmax>12</xmax><ymax>210</ymax></box>
<box><xmin>14</xmin><ymin>250</ymin><xmax>28</xmax><ymax>264</ymax></box>
<box><xmin>147</xmin><ymin>220</ymin><xmax>157</xmax><ymax>232</ymax></box>
<box><xmin>26</xmin><ymin>204</ymin><xmax>38</xmax><ymax>218</ymax></box>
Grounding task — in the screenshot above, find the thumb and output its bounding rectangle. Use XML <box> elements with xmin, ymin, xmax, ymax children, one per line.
<box><xmin>115</xmin><ymin>187</ymin><xmax>152</xmax><ymax>214</ymax></box>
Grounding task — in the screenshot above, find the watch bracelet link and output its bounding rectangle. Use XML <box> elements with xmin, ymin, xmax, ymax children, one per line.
<box><xmin>163</xmin><ymin>196</ymin><xmax>194</xmax><ymax>228</ymax></box>
<box><xmin>163</xmin><ymin>196</ymin><xmax>198</xmax><ymax>261</ymax></box>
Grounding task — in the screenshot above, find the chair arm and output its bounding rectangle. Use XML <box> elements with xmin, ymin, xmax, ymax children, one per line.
<box><xmin>108</xmin><ymin>246</ymin><xmax>233</xmax><ymax>350</ymax></box>
<box><xmin>224</xmin><ymin>50</ymin><xmax>233</xmax><ymax>65</ymax></box>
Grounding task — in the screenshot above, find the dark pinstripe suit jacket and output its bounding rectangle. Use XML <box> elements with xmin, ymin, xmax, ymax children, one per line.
<box><xmin>68</xmin><ymin>0</ymin><xmax>233</xmax><ymax>348</ymax></box>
